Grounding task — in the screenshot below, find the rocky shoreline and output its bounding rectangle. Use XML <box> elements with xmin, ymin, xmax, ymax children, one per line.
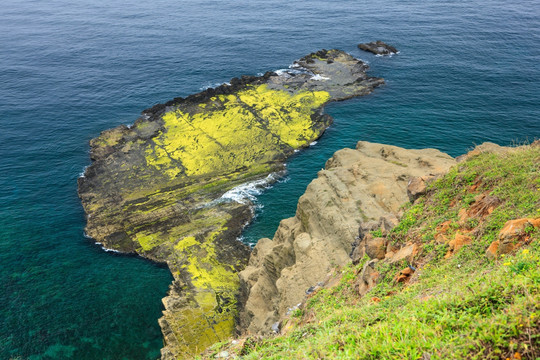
<box><xmin>78</xmin><ymin>49</ymin><xmax>384</xmax><ymax>358</ymax></box>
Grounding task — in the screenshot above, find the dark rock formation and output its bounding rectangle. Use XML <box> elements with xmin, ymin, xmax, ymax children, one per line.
<box><xmin>358</xmin><ymin>41</ymin><xmax>398</xmax><ymax>55</ymax></box>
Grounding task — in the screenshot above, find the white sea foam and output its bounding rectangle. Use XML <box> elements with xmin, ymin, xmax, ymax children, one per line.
<box><xmin>127</xmin><ymin>114</ymin><xmax>150</xmax><ymax>129</ymax></box>
<box><xmin>274</xmin><ymin>69</ymin><xmax>289</xmax><ymax>77</ymax></box>
<box><xmin>375</xmin><ymin>51</ymin><xmax>399</xmax><ymax>58</ymax></box>
<box><xmin>84</xmin><ymin>232</ymin><xmax>123</xmax><ymax>253</ymax></box>
<box><xmin>310</xmin><ymin>141</ymin><xmax>318</xmax><ymax>146</ymax></box>
<box><xmin>95</xmin><ymin>242</ymin><xmax>122</xmax><ymax>253</ymax></box>
<box><xmin>310</xmin><ymin>74</ymin><xmax>330</xmax><ymax>81</ymax></box>
<box><xmin>232</xmin><ymin>173</ymin><xmax>291</xmax><ymax>246</ymax></box>
<box><xmin>78</xmin><ymin>166</ymin><xmax>88</xmax><ymax>178</ymax></box>
<box><xmin>274</xmin><ymin>67</ymin><xmax>311</xmax><ymax>78</ymax></box>
<box><xmin>220</xmin><ymin>173</ymin><xmax>281</xmax><ymax>205</ymax></box>
<box><xmin>199</xmin><ymin>81</ymin><xmax>231</xmax><ymax>91</ymax></box>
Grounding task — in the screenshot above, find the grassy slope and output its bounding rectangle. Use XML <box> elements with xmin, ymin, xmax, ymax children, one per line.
<box><xmin>205</xmin><ymin>144</ymin><xmax>540</xmax><ymax>360</ymax></box>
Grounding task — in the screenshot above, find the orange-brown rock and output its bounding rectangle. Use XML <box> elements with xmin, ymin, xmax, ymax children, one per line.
<box><xmin>486</xmin><ymin>218</ymin><xmax>539</xmax><ymax>258</ymax></box>
<box><xmin>458</xmin><ymin>208</ymin><xmax>468</xmax><ymax>224</ymax></box>
<box><xmin>497</xmin><ymin>218</ymin><xmax>539</xmax><ymax>255</ymax></box>
<box><xmin>364</xmin><ymin>234</ymin><xmax>387</xmax><ymax>260</ymax></box>
<box><xmin>435</xmin><ymin>220</ymin><xmax>452</xmax><ymax>244</ymax></box>
<box><xmin>436</xmin><ymin>220</ymin><xmax>452</xmax><ymax>234</ymax></box>
<box><xmin>388</xmin><ymin>242</ymin><xmax>419</xmax><ymax>264</ymax></box>
<box><xmin>357</xmin><ymin>259</ymin><xmax>380</xmax><ymax>296</ymax></box>
<box><xmin>353</xmin><ymin>215</ymin><xmax>398</xmax><ymax>263</ymax></box>
<box><xmin>467</xmin><ymin>194</ymin><xmax>501</xmax><ymax>219</ymax></box>
<box><xmin>468</xmin><ymin>179</ymin><xmax>481</xmax><ymax>193</ymax></box>
<box><xmin>458</xmin><ymin>194</ymin><xmax>502</xmax><ymax>229</ymax></box>
<box><xmin>485</xmin><ymin>240</ymin><xmax>500</xmax><ymax>260</ymax></box>
<box><xmin>499</xmin><ymin>218</ymin><xmax>538</xmax><ymax>241</ymax></box>
<box><xmin>445</xmin><ymin>233</ymin><xmax>472</xmax><ymax>258</ymax></box>
<box><xmin>395</xmin><ymin>267</ymin><xmax>414</xmax><ymax>283</ymax></box>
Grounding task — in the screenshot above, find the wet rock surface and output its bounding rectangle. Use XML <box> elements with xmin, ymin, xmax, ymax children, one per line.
<box><xmin>358</xmin><ymin>40</ymin><xmax>398</xmax><ymax>55</ymax></box>
<box><xmin>78</xmin><ymin>49</ymin><xmax>384</xmax><ymax>358</ymax></box>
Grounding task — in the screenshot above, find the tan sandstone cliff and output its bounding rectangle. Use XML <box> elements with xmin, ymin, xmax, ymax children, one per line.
<box><xmin>238</xmin><ymin>141</ymin><xmax>456</xmax><ymax>334</ymax></box>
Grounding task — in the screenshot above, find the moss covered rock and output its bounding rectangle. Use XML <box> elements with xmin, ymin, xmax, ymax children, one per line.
<box><xmin>78</xmin><ymin>49</ymin><xmax>383</xmax><ymax>358</ymax></box>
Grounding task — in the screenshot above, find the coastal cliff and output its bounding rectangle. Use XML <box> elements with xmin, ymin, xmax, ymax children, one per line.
<box><xmin>204</xmin><ymin>142</ymin><xmax>539</xmax><ymax>359</ymax></box>
<box><xmin>238</xmin><ymin>141</ymin><xmax>456</xmax><ymax>334</ymax></box>
<box><xmin>78</xmin><ymin>49</ymin><xmax>384</xmax><ymax>358</ymax></box>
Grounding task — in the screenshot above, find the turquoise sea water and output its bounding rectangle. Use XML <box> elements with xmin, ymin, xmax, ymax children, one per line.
<box><xmin>1</xmin><ymin>0</ymin><xmax>538</xmax><ymax>358</ymax></box>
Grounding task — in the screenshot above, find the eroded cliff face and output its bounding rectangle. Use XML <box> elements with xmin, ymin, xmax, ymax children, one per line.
<box><xmin>200</xmin><ymin>142</ymin><xmax>540</xmax><ymax>360</ymax></box>
<box><xmin>238</xmin><ymin>141</ymin><xmax>456</xmax><ymax>334</ymax></box>
<box><xmin>78</xmin><ymin>50</ymin><xmax>384</xmax><ymax>358</ymax></box>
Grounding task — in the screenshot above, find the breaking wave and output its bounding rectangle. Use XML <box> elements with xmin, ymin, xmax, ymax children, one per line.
<box><xmin>220</xmin><ymin>172</ymin><xmax>283</xmax><ymax>205</ymax></box>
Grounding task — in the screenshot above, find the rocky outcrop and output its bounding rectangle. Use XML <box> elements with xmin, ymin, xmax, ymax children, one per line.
<box><xmin>455</xmin><ymin>141</ymin><xmax>511</xmax><ymax>162</ymax></box>
<box><xmin>358</xmin><ymin>41</ymin><xmax>398</xmax><ymax>55</ymax></box>
<box><xmin>486</xmin><ymin>218</ymin><xmax>540</xmax><ymax>259</ymax></box>
<box><xmin>407</xmin><ymin>175</ymin><xmax>433</xmax><ymax>202</ymax></box>
<box><xmin>78</xmin><ymin>49</ymin><xmax>384</xmax><ymax>358</ymax></box>
<box><xmin>238</xmin><ymin>141</ymin><xmax>455</xmax><ymax>335</ymax></box>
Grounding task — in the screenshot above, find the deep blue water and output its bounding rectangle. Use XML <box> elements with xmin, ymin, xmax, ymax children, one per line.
<box><xmin>1</xmin><ymin>0</ymin><xmax>538</xmax><ymax>358</ymax></box>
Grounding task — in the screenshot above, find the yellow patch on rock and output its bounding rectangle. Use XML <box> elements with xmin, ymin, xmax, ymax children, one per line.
<box><xmin>144</xmin><ymin>85</ymin><xmax>330</xmax><ymax>179</ymax></box>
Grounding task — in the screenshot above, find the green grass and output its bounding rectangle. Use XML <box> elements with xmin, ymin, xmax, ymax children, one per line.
<box><xmin>237</xmin><ymin>243</ymin><xmax>540</xmax><ymax>359</ymax></box>
<box><xmin>206</xmin><ymin>145</ymin><xmax>540</xmax><ymax>360</ymax></box>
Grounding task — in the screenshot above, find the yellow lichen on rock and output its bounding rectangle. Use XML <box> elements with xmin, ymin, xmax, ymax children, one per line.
<box><xmin>178</xmin><ymin>231</ymin><xmax>239</xmax><ymax>292</ymax></box>
<box><xmin>144</xmin><ymin>85</ymin><xmax>330</xmax><ymax>179</ymax></box>
<box><xmin>135</xmin><ymin>232</ymin><xmax>163</xmax><ymax>251</ymax></box>
<box><xmin>237</xmin><ymin>84</ymin><xmax>331</xmax><ymax>148</ymax></box>
<box><xmin>174</xmin><ymin>236</ymin><xmax>199</xmax><ymax>251</ymax></box>
<box><xmin>163</xmin><ymin>229</ymin><xmax>241</xmax><ymax>356</ymax></box>
<box><xmin>186</xmin><ymin>242</ymin><xmax>237</xmax><ymax>290</ymax></box>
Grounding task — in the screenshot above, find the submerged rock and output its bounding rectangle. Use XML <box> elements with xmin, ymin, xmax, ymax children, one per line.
<box><xmin>238</xmin><ymin>141</ymin><xmax>455</xmax><ymax>335</ymax></box>
<box><xmin>358</xmin><ymin>40</ymin><xmax>398</xmax><ymax>55</ymax></box>
<box><xmin>78</xmin><ymin>49</ymin><xmax>384</xmax><ymax>358</ymax></box>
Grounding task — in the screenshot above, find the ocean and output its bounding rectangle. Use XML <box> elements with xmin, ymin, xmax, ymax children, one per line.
<box><xmin>1</xmin><ymin>0</ymin><xmax>538</xmax><ymax>358</ymax></box>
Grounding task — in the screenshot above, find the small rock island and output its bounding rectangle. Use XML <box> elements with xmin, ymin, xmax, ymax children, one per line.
<box><xmin>78</xmin><ymin>49</ymin><xmax>384</xmax><ymax>358</ymax></box>
<box><xmin>358</xmin><ymin>40</ymin><xmax>398</xmax><ymax>55</ymax></box>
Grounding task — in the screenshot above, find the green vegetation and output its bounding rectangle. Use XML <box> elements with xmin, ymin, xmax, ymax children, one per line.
<box><xmin>204</xmin><ymin>145</ymin><xmax>539</xmax><ymax>359</ymax></box>
<box><xmin>235</xmin><ymin>244</ymin><xmax>539</xmax><ymax>359</ymax></box>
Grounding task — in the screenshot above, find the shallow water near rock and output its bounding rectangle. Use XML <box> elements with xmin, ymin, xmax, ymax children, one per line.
<box><xmin>0</xmin><ymin>0</ymin><xmax>538</xmax><ymax>358</ymax></box>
